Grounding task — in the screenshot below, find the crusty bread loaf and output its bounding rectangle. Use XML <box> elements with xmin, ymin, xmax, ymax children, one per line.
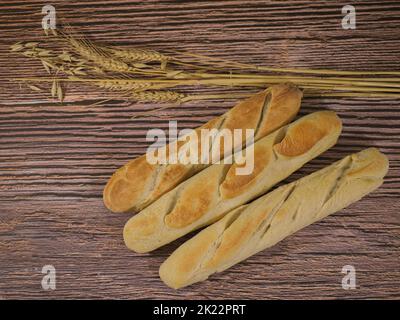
<box><xmin>159</xmin><ymin>148</ymin><xmax>389</xmax><ymax>289</ymax></box>
<box><xmin>103</xmin><ymin>84</ymin><xmax>302</xmax><ymax>213</ymax></box>
<box><xmin>124</xmin><ymin>111</ymin><xmax>342</xmax><ymax>253</ymax></box>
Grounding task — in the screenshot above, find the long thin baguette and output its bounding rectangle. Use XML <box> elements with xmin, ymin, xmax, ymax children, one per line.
<box><xmin>159</xmin><ymin>148</ymin><xmax>389</xmax><ymax>289</ymax></box>
<box><xmin>124</xmin><ymin>111</ymin><xmax>342</xmax><ymax>253</ymax></box>
<box><xmin>103</xmin><ymin>84</ymin><xmax>302</xmax><ymax>213</ymax></box>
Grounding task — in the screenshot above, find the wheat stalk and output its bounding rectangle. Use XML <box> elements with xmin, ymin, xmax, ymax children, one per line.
<box><xmin>168</xmin><ymin>49</ymin><xmax>400</xmax><ymax>76</ymax></box>
<box><xmin>10</xmin><ymin>30</ymin><xmax>400</xmax><ymax>110</ymax></box>
<box><xmin>14</xmin><ymin>76</ymin><xmax>400</xmax><ymax>96</ymax></box>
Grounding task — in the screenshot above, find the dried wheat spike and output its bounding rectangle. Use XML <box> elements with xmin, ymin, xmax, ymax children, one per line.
<box><xmin>68</xmin><ymin>37</ymin><xmax>134</xmax><ymax>73</ymax></box>
<box><xmin>109</xmin><ymin>48</ymin><xmax>170</xmax><ymax>63</ymax></box>
<box><xmin>95</xmin><ymin>80</ymin><xmax>153</xmax><ymax>91</ymax></box>
<box><xmin>132</xmin><ymin>90</ymin><xmax>186</xmax><ymax>103</ymax></box>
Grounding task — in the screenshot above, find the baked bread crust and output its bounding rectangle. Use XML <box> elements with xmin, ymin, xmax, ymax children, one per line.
<box><xmin>159</xmin><ymin>148</ymin><xmax>389</xmax><ymax>289</ymax></box>
<box><xmin>123</xmin><ymin>111</ymin><xmax>342</xmax><ymax>253</ymax></box>
<box><xmin>103</xmin><ymin>84</ymin><xmax>302</xmax><ymax>213</ymax></box>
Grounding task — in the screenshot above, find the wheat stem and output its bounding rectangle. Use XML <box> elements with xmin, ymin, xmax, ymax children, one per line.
<box><xmin>11</xmin><ymin>76</ymin><xmax>400</xmax><ymax>93</ymax></box>
<box><xmin>169</xmin><ymin>50</ymin><xmax>400</xmax><ymax>76</ymax></box>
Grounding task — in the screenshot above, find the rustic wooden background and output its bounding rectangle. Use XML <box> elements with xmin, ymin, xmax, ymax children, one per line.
<box><xmin>0</xmin><ymin>0</ymin><xmax>399</xmax><ymax>300</ymax></box>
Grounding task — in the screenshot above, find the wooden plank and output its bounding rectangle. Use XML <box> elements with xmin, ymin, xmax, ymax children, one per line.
<box><xmin>0</xmin><ymin>0</ymin><xmax>399</xmax><ymax>299</ymax></box>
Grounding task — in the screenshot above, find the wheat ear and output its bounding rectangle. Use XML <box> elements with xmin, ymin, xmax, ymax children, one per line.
<box><xmin>131</xmin><ymin>90</ymin><xmax>186</xmax><ymax>103</ymax></box>
<box><xmin>67</xmin><ymin>36</ymin><xmax>136</xmax><ymax>73</ymax></box>
<box><xmin>108</xmin><ymin>47</ymin><xmax>170</xmax><ymax>63</ymax></box>
<box><xmin>94</xmin><ymin>79</ymin><xmax>153</xmax><ymax>91</ymax></box>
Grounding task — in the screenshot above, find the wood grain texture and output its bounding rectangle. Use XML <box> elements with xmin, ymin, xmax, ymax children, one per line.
<box><xmin>0</xmin><ymin>0</ymin><xmax>399</xmax><ymax>299</ymax></box>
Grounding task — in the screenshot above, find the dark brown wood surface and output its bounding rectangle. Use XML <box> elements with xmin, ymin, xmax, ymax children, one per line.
<box><xmin>0</xmin><ymin>0</ymin><xmax>399</xmax><ymax>299</ymax></box>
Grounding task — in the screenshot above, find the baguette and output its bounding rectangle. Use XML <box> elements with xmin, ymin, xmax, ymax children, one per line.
<box><xmin>124</xmin><ymin>111</ymin><xmax>342</xmax><ymax>253</ymax></box>
<box><xmin>103</xmin><ymin>84</ymin><xmax>302</xmax><ymax>213</ymax></box>
<box><xmin>159</xmin><ymin>148</ymin><xmax>389</xmax><ymax>289</ymax></box>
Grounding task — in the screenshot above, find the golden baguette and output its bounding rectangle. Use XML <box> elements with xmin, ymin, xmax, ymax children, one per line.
<box><xmin>103</xmin><ymin>84</ymin><xmax>302</xmax><ymax>213</ymax></box>
<box><xmin>124</xmin><ymin>111</ymin><xmax>342</xmax><ymax>253</ymax></box>
<box><xmin>160</xmin><ymin>148</ymin><xmax>389</xmax><ymax>289</ymax></box>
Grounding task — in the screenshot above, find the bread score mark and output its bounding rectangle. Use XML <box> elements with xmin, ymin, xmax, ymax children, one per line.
<box><xmin>274</xmin><ymin>112</ymin><xmax>342</xmax><ymax>157</ymax></box>
<box><xmin>220</xmin><ymin>144</ymin><xmax>272</xmax><ymax>199</ymax></box>
<box><xmin>164</xmin><ymin>165</ymin><xmax>225</xmax><ymax>228</ymax></box>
